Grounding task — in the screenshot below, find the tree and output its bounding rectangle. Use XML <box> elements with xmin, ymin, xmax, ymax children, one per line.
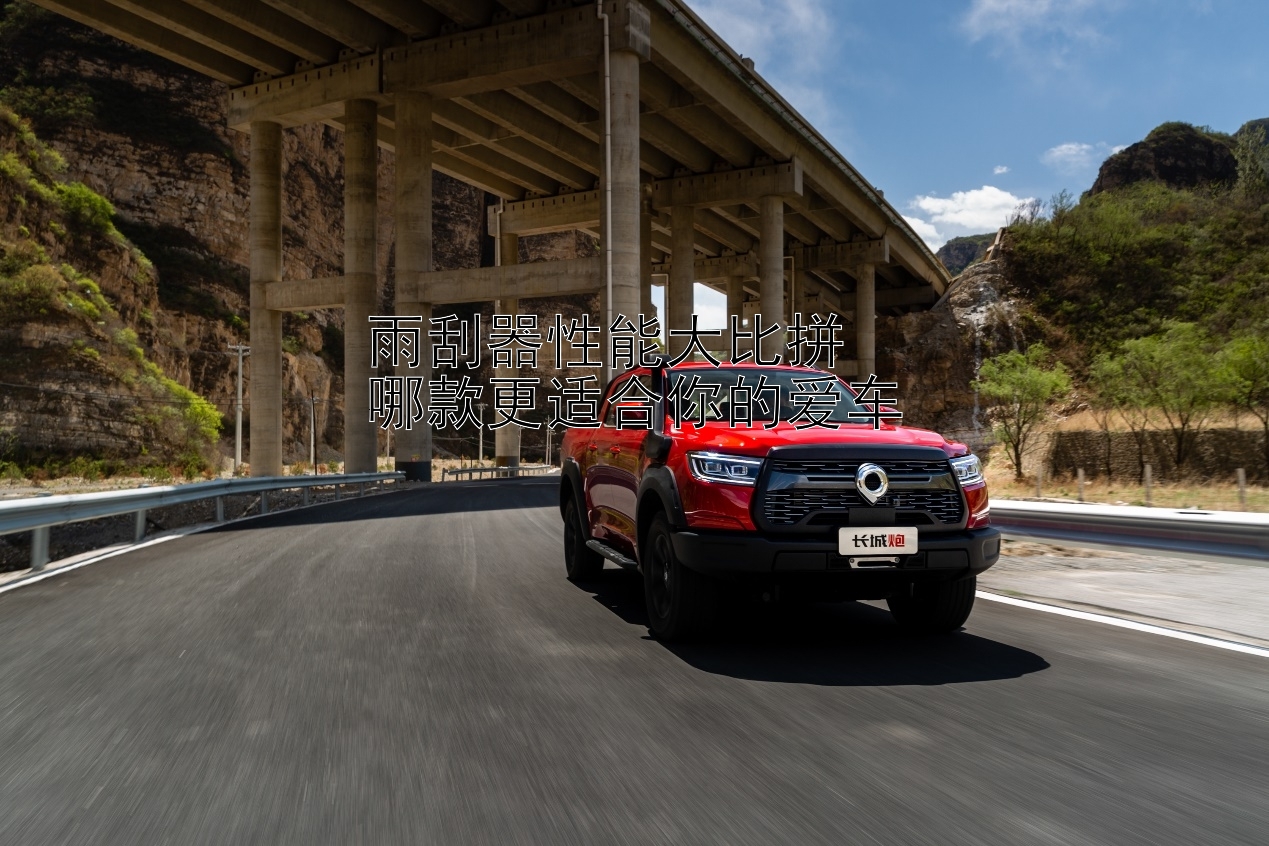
<box><xmin>1234</xmin><ymin>123</ymin><xmax>1269</xmax><ymax>198</ymax></box>
<box><xmin>1221</xmin><ymin>329</ymin><xmax>1269</xmax><ymax>475</ymax></box>
<box><xmin>1089</xmin><ymin>352</ymin><xmax>1154</xmax><ymax>482</ymax></box>
<box><xmin>1116</xmin><ymin>322</ymin><xmax>1225</xmax><ymax>472</ymax></box>
<box><xmin>974</xmin><ymin>344</ymin><xmax>1072</xmax><ymax>480</ymax></box>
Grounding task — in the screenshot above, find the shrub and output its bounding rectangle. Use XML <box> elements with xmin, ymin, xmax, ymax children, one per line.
<box><xmin>161</xmin><ymin>377</ymin><xmax>223</xmax><ymax>444</ymax></box>
<box><xmin>0</xmin><ymin>264</ymin><xmax>61</xmax><ymax>322</ymax></box>
<box><xmin>0</xmin><ymin>238</ymin><xmax>48</xmax><ymax>274</ymax></box>
<box><xmin>56</xmin><ymin>181</ymin><xmax>115</xmax><ymax>235</ymax></box>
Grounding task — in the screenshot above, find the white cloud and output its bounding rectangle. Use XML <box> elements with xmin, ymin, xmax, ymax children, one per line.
<box><xmin>962</xmin><ymin>0</ymin><xmax>1104</xmax><ymax>43</ymax></box>
<box><xmin>903</xmin><ymin>215</ymin><xmax>946</xmax><ymax>251</ymax></box>
<box><xmin>1041</xmin><ymin>141</ymin><xmax>1125</xmax><ymax>174</ymax></box>
<box><xmin>692</xmin><ymin>0</ymin><xmax>845</xmax><ymax>131</ymax></box>
<box><xmin>694</xmin><ymin>0</ymin><xmax>834</xmax><ymax>75</ymax></box>
<box><xmin>993</xmin><ymin>165</ymin><xmax>1010</xmax><ymax>175</ymax></box>
<box><xmin>961</xmin><ymin>0</ymin><xmax>1123</xmax><ymax>72</ymax></box>
<box><xmin>904</xmin><ymin>185</ymin><xmax>1033</xmax><ymax>251</ymax></box>
<box><xmin>912</xmin><ymin>185</ymin><xmax>1032</xmax><ymax>231</ymax></box>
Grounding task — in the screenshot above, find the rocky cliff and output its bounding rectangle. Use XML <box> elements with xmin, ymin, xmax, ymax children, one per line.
<box><xmin>0</xmin><ymin>3</ymin><xmax>593</xmax><ymax>472</ymax></box>
<box><xmin>935</xmin><ymin>233</ymin><xmax>995</xmax><ymax>276</ymax></box>
<box><xmin>877</xmin><ymin>257</ymin><xmax>1056</xmax><ymax>450</ymax></box>
<box><xmin>1088</xmin><ymin>122</ymin><xmax>1237</xmax><ymax>196</ymax></box>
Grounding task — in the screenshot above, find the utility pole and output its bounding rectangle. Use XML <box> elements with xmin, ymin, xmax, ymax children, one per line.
<box><xmin>309</xmin><ymin>395</ymin><xmax>317</xmax><ymax>474</ymax></box>
<box><xmin>227</xmin><ymin>344</ymin><xmax>250</xmax><ymax>472</ymax></box>
<box><xmin>476</xmin><ymin>402</ymin><xmax>487</xmax><ymax>466</ymax></box>
<box><xmin>545</xmin><ymin>425</ymin><xmax>552</xmax><ymax>467</ymax></box>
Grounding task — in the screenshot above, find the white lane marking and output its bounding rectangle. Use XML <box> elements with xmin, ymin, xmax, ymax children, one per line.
<box><xmin>0</xmin><ymin>534</ymin><xmax>183</xmax><ymax>595</ymax></box>
<box><xmin>977</xmin><ymin>591</ymin><xmax>1269</xmax><ymax>659</ymax></box>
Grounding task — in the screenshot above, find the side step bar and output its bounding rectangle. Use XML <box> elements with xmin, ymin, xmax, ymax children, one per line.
<box><xmin>586</xmin><ymin>539</ymin><xmax>639</xmax><ymax>569</ymax></box>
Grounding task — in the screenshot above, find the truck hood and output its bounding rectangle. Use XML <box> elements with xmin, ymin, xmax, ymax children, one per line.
<box><xmin>669</xmin><ymin>422</ymin><xmax>962</xmax><ymax>458</ymax></box>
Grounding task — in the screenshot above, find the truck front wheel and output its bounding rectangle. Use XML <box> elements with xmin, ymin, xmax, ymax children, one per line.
<box><xmin>887</xmin><ymin>576</ymin><xmax>977</xmax><ymax>633</ymax></box>
<box><xmin>643</xmin><ymin>513</ymin><xmax>716</xmax><ymax>641</ymax></box>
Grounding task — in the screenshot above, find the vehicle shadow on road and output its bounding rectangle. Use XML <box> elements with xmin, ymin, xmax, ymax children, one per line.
<box><xmin>579</xmin><ymin>568</ymin><xmax>1050</xmax><ymax>687</ymax></box>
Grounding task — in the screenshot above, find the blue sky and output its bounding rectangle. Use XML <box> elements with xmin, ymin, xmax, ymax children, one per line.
<box><xmin>688</xmin><ymin>0</ymin><xmax>1269</xmax><ymax>251</ymax></box>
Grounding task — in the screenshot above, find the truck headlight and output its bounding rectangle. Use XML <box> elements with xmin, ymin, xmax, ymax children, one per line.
<box><xmin>687</xmin><ymin>452</ymin><xmax>764</xmax><ymax>486</ymax></box>
<box><xmin>950</xmin><ymin>454</ymin><xmax>984</xmax><ymax>486</ymax></box>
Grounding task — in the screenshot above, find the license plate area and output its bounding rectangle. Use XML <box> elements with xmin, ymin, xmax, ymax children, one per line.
<box><xmin>838</xmin><ymin>527</ymin><xmax>918</xmax><ymax>557</ymax></box>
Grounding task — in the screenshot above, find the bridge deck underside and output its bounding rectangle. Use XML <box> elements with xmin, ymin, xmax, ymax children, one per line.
<box><xmin>34</xmin><ymin>0</ymin><xmax>949</xmax><ymax>308</ymax></box>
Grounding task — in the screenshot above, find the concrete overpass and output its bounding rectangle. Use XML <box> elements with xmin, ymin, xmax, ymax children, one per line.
<box><xmin>33</xmin><ymin>0</ymin><xmax>951</xmax><ymax>477</ymax></box>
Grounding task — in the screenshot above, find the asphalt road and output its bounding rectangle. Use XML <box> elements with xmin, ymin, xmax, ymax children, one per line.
<box><xmin>2</xmin><ymin>479</ymin><xmax>1266</xmax><ymax>845</ymax></box>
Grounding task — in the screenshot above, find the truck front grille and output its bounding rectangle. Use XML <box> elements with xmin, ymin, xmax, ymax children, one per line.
<box><xmin>759</xmin><ymin>458</ymin><xmax>965</xmax><ymax>529</ymax></box>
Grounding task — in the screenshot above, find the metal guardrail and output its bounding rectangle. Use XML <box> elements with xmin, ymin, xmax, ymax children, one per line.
<box><xmin>991</xmin><ymin>500</ymin><xmax>1269</xmax><ymax>563</ymax></box>
<box><xmin>1</xmin><ymin>472</ymin><xmax>403</xmax><ymax>572</ymax></box>
<box><xmin>441</xmin><ymin>465</ymin><xmax>556</xmax><ymax>481</ymax></box>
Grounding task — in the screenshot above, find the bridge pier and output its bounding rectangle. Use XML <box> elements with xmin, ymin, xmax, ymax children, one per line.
<box><xmin>606</xmin><ymin>45</ymin><xmax>643</xmax><ymax>351</ymax></box>
<box><xmin>668</xmin><ymin>205</ymin><xmax>694</xmax><ymax>357</ymax></box>
<box><xmin>495</xmin><ymin>229</ymin><xmax>522</xmax><ymax>469</ymax></box>
<box><xmin>249</xmin><ymin>120</ymin><xmax>284</xmax><ymax>477</ymax></box>
<box><xmin>726</xmin><ymin>275</ymin><xmax>745</xmax><ymax>359</ymax></box>
<box><xmin>856</xmin><ymin>262</ymin><xmax>876</xmax><ymax>378</ymax></box>
<box><xmin>758</xmin><ymin>195</ymin><xmax>785</xmax><ymax>362</ymax></box>
<box><xmin>640</xmin><ymin>201</ymin><xmax>655</xmax><ymax>319</ymax></box>
<box><xmin>343</xmin><ymin>98</ymin><xmax>379</xmax><ymax>474</ymax></box>
<box><xmin>394</xmin><ymin>91</ymin><xmax>434</xmax><ymax>481</ymax></box>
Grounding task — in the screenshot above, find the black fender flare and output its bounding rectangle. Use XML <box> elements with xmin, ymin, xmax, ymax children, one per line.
<box><xmin>560</xmin><ymin>458</ymin><xmax>587</xmax><ymax>526</ymax></box>
<box><xmin>635</xmin><ymin>465</ymin><xmax>687</xmax><ymax>554</ymax></box>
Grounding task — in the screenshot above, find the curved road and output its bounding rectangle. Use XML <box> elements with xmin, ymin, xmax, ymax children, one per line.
<box><xmin>1</xmin><ymin>479</ymin><xmax>1266</xmax><ymax>844</ymax></box>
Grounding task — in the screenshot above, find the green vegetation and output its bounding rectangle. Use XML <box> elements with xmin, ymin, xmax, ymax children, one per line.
<box><xmin>55</xmin><ymin>181</ymin><xmax>117</xmax><ymax>237</ymax></box>
<box><xmin>974</xmin><ymin>344</ymin><xmax>1072</xmax><ymax>479</ymax></box>
<box><xmin>1234</xmin><ymin>124</ymin><xmax>1269</xmax><ymax>197</ymax></box>
<box><xmin>996</xmin><ymin>118</ymin><xmax>1269</xmax><ymax>481</ymax></box>
<box><xmin>1006</xmin><ymin>122</ymin><xmax>1269</xmax><ymax>353</ymax></box>
<box><xmin>1222</xmin><ymin>331</ymin><xmax>1269</xmax><ymax>471</ymax></box>
<box><xmin>1085</xmin><ymin>322</ymin><xmax>1269</xmax><ymax>477</ymax></box>
<box><xmin>0</xmin><ymin>102</ymin><xmax>224</xmax><ymax>479</ymax></box>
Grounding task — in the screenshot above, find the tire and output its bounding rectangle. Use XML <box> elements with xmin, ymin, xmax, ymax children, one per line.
<box><xmin>887</xmin><ymin>575</ymin><xmax>977</xmax><ymax>633</ymax></box>
<box><xmin>643</xmin><ymin>513</ymin><xmax>717</xmax><ymax>641</ymax></box>
<box><xmin>563</xmin><ymin>495</ymin><xmax>603</xmax><ymax>581</ymax></box>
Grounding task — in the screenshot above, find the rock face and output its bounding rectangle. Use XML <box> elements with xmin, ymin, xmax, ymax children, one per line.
<box><xmin>0</xmin><ymin>4</ymin><xmax>588</xmax><ymax>467</ymax></box>
<box><xmin>877</xmin><ymin>259</ymin><xmax>1029</xmax><ymax>451</ymax></box>
<box><xmin>1089</xmin><ymin>122</ymin><xmax>1237</xmax><ymax>195</ymax></box>
<box><xmin>935</xmin><ymin>233</ymin><xmax>995</xmax><ymax>276</ymax></box>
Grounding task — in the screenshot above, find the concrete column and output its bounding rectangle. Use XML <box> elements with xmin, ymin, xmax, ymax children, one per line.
<box><xmin>601</xmin><ymin>47</ymin><xmax>642</xmax><ymax>377</ymax></box>
<box><xmin>725</xmin><ymin>275</ymin><xmax>745</xmax><ymax>361</ymax></box>
<box><xmin>668</xmin><ymin>205</ymin><xmax>695</xmax><ymax>357</ymax></box>
<box><xmin>495</xmin><ymin>233</ymin><xmax>521</xmax><ymax>468</ymax></box>
<box><xmin>640</xmin><ymin>202</ymin><xmax>655</xmax><ymax>319</ymax></box>
<box><xmin>758</xmin><ymin>194</ymin><xmax>785</xmax><ymax>362</ymax></box>
<box><xmin>856</xmin><ymin>262</ymin><xmax>876</xmax><ymax>378</ymax></box>
<box><xmin>343</xmin><ymin>99</ymin><xmax>379</xmax><ymax>473</ymax></box>
<box><xmin>249</xmin><ymin>121</ymin><xmax>283</xmax><ymax>477</ymax></box>
<box><xmin>394</xmin><ymin>91</ymin><xmax>433</xmax><ymax>481</ymax></box>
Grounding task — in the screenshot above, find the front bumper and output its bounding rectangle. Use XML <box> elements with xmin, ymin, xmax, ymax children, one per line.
<box><xmin>670</xmin><ymin>527</ymin><xmax>1001</xmax><ymax>578</ymax></box>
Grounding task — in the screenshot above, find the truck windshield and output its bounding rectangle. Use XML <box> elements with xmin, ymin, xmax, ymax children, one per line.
<box><xmin>666</xmin><ymin>368</ymin><xmax>871</xmax><ymax>423</ymax></box>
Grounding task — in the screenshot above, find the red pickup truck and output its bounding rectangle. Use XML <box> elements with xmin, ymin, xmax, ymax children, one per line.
<box><xmin>559</xmin><ymin>361</ymin><xmax>1000</xmax><ymax>641</ymax></box>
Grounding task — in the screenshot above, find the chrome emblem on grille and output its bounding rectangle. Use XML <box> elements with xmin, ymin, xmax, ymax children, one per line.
<box><xmin>855</xmin><ymin>463</ymin><xmax>889</xmax><ymax>505</ymax></box>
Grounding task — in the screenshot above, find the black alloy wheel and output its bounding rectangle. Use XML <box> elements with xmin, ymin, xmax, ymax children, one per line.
<box><xmin>643</xmin><ymin>513</ymin><xmax>716</xmax><ymax>641</ymax></box>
